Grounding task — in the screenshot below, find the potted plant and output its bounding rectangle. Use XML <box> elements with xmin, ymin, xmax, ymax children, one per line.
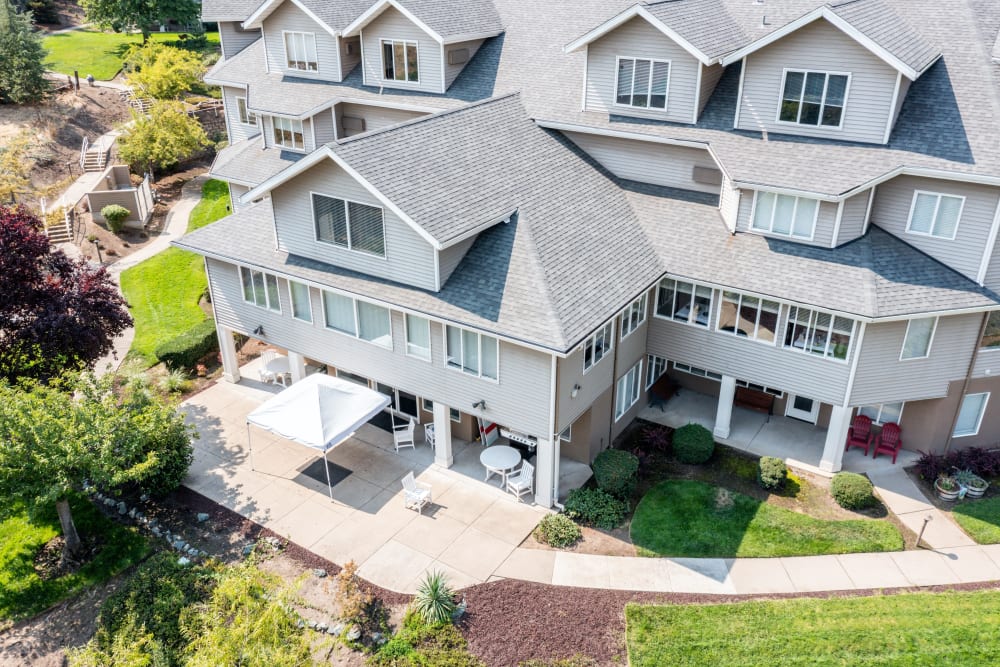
<box><xmin>954</xmin><ymin>469</ymin><xmax>990</xmax><ymax>499</ymax></box>
<box><xmin>935</xmin><ymin>473</ymin><xmax>961</xmax><ymax>501</ymax></box>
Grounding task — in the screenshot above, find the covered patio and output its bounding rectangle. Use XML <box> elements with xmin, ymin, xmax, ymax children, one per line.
<box><xmin>640</xmin><ymin>390</ymin><xmax>918</xmax><ymax>475</ymax></box>
<box><xmin>180</xmin><ymin>358</ymin><xmax>588</xmax><ymax>592</ymax></box>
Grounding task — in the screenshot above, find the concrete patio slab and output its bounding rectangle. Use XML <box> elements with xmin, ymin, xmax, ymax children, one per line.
<box><xmin>494</xmin><ymin>548</ymin><xmax>556</xmax><ymax>585</ymax></box>
<box><xmin>551</xmin><ymin>552</ymin><xmax>612</xmax><ymax>589</ymax></box>
<box><xmin>266</xmin><ymin>496</ymin><xmax>353</xmax><ymax>548</ymax></box>
<box><xmin>607</xmin><ymin>557</ymin><xmax>673</xmax><ymax>592</ymax></box>
<box><xmin>358</xmin><ymin>540</ymin><xmax>434</xmax><ymax>592</ymax></box>
<box><xmin>836</xmin><ymin>552</ymin><xmax>911</xmax><ymax>589</ymax></box>
<box><xmin>470</xmin><ymin>499</ymin><xmax>546</xmax><ymax>546</ymax></box>
<box><xmin>434</xmin><ymin>483</ymin><xmax>498</xmax><ymax>525</ymax></box>
<box><xmin>940</xmin><ymin>546</ymin><xmax>1000</xmax><ymax>583</ymax></box>
<box><xmin>780</xmin><ymin>555</ymin><xmax>856</xmax><ymax>592</ymax></box>
<box><xmin>980</xmin><ymin>544</ymin><xmax>1000</xmax><ymax>571</ymax></box>
<box><xmin>310</xmin><ymin>513</ymin><xmax>403</xmax><ymax>567</ymax></box>
<box><xmin>393</xmin><ymin>512</ymin><xmax>469</xmax><ymax>558</ymax></box>
<box><xmin>408</xmin><ymin>558</ymin><xmax>482</xmax><ymax>593</ymax></box>
<box><xmin>726</xmin><ymin>557</ymin><xmax>795</xmax><ymax>593</ymax></box>
<box><xmin>890</xmin><ymin>550</ymin><xmax>967</xmax><ymax>587</ymax></box>
<box><xmin>437</xmin><ymin>528</ymin><xmax>516</xmax><ymax>582</ymax></box>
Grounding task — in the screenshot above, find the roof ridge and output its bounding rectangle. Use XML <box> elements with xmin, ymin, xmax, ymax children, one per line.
<box><xmin>507</xmin><ymin>211</ymin><xmax>569</xmax><ymax>349</ymax></box>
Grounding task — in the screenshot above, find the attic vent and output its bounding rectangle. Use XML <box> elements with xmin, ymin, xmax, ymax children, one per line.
<box><xmin>341</xmin><ymin>116</ymin><xmax>366</xmax><ymax>133</ymax></box>
<box><xmin>692</xmin><ymin>166</ymin><xmax>723</xmax><ymax>186</ymax></box>
<box><xmin>448</xmin><ymin>48</ymin><xmax>470</xmax><ymax>66</ymax></box>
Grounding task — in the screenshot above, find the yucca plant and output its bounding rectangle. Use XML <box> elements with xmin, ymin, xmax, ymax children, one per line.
<box><xmin>159</xmin><ymin>368</ymin><xmax>191</xmax><ymax>394</ymax></box>
<box><xmin>412</xmin><ymin>571</ymin><xmax>457</xmax><ymax>625</ymax></box>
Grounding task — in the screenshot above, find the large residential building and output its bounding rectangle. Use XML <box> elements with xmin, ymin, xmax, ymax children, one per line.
<box><xmin>183</xmin><ymin>0</ymin><xmax>1000</xmax><ymax>507</ymax></box>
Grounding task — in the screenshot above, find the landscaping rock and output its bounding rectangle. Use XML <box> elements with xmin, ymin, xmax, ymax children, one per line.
<box><xmin>242</xmin><ymin>544</ymin><xmax>255</xmax><ymax>557</ymax></box>
<box><xmin>151</xmin><ymin>527</ymin><xmax>162</xmax><ymax>537</ymax></box>
<box><xmin>313</xmin><ymin>568</ymin><xmax>327</xmax><ymax>578</ymax></box>
<box><xmin>117</xmin><ymin>501</ymin><xmax>127</xmax><ymax>515</ymax></box>
<box><xmin>177</xmin><ymin>557</ymin><xmax>191</xmax><ymax>566</ymax></box>
<box><xmin>103</xmin><ymin>497</ymin><xmax>115</xmax><ymax>507</ymax></box>
<box><xmin>196</xmin><ymin>512</ymin><xmax>210</xmax><ymax>522</ymax></box>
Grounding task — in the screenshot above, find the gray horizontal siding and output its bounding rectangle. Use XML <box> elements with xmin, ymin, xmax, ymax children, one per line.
<box><xmin>444</xmin><ymin>39</ymin><xmax>485</xmax><ymax>89</ymax></box>
<box><xmin>736</xmin><ymin>18</ymin><xmax>898</xmax><ymax>145</ymax></box>
<box><xmin>361</xmin><ymin>6</ymin><xmax>444</xmax><ymax>94</ymax></box>
<box><xmin>312</xmin><ymin>108</ymin><xmax>335</xmax><ymax>145</ymax></box>
<box><xmin>438</xmin><ymin>236</ymin><xmax>476</xmax><ymax>285</ymax></box>
<box><xmin>889</xmin><ymin>75</ymin><xmax>910</xmax><ymax>138</ymax></box>
<box><xmin>88</xmin><ymin>191</ymin><xmax>142</xmax><ymax>222</ymax></box>
<box><xmin>229</xmin><ymin>183</ymin><xmax>251</xmax><ymax>211</ymax></box>
<box><xmin>556</xmin><ymin>326</ymin><xmax>616</xmax><ymax>433</ymax></box>
<box><xmin>972</xmin><ymin>346</ymin><xmax>1000</xmax><ymax>379</ymax></box>
<box><xmin>270</xmin><ymin>158</ymin><xmax>438</xmax><ymax>290</ymax></box>
<box><xmin>835</xmin><ymin>189</ymin><xmax>871</xmax><ymax>246</ymax></box>
<box><xmin>851</xmin><ymin>314</ymin><xmax>982</xmax><ymax>405</ymax></box>
<box><xmin>719</xmin><ymin>174</ymin><xmax>741</xmax><ymax>230</ymax></box>
<box><xmin>262</xmin><ymin>2</ymin><xmax>341</xmax><ymax>82</ymax></box>
<box><xmin>219</xmin><ymin>21</ymin><xmax>261</xmax><ymax>60</ymax></box>
<box><xmin>585</xmin><ymin>16</ymin><xmax>700</xmax><ymax>125</ymax></box>
<box><xmin>207</xmin><ymin>257</ymin><xmax>553</xmax><ymax>436</ymax></box>
<box><xmin>561</xmin><ymin>131</ymin><xmax>719</xmax><ymax>194</ymax></box>
<box><xmin>736</xmin><ymin>189</ymin><xmax>840</xmax><ymax>247</ymax></box>
<box><xmin>335</xmin><ymin>102</ymin><xmax>428</xmax><ymax>138</ymax></box>
<box><xmin>222</xmin><ymin>86</ymin><xmax>259</xmax><ymax>144</ymax></box>
<box><xmin>340</xmin><ymin>36</ymin><xmax>362</xmax><ymax>79</ymax></box>
<box><xmin>698</xmin><ymin>63</ymin><xmax>725</xmax><ymax>117</ymax></box>
<box><xmin>872</xmin><ymin>175</ymin><xmax>1000</xmax><ymax>283</ymax></box>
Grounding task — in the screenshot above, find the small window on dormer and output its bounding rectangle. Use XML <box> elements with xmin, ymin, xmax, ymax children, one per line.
<box><xmin>284</xmin><ymin>31</ymin><xmax>318</xmax><ymax>72</ymax></box>
<box><xmin>236</xmin><ymin>97</ymin><xmax>257</xmax><ymax>126</ymax></box>
<box><xmin>272</xmin><ymin>117</ymin><xmax>304</xmax><ymax>150</ymax></box>
<box><xmin>615</xmin><ymin>57</ymin><xmax>669</xmax><ymax>110</ymax></box>
<box><xmin>779</xmin><ymin>70</ymin><xmax>849</xmax><ymax>128</ymax></box>
<box><xmin>381</xmin><ymin>40</ymin><xmax>418</xmax><ymax>82</ymax></box>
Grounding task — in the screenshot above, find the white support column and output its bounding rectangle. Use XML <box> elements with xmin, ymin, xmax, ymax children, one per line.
<box><xmin>821</xmin><ymin>404</ymin><xmax>852</xmax><ymax>472</ymax></box>
<box><xmin>714</xmin><ymin>374</ymin><xmax>737</xmax><ymax>439</ymax></box>
<box><xmin>534</xmin><ymin>437</ymin><xmax>554</xmax><ymax>508</ymax></box>
<box><xmin>217</xmin><ymin>325</ymin><xmax>240</xmax><ymax>383</ymax></box>
<box><xmin>288</xmin><ymin>351</ymin><xmax>307</xmax><ymax>383</ymax></box>
<box><xmin>432</xmin><ymin>402</ymin><xmax>453</xmax><ymax>468</ymax></box>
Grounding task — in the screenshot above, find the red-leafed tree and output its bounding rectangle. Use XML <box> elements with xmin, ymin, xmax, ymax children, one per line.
<box><xmin>0</xmin><ymin>205</ymin><xmax>132</xmax><ymax>382</ymax></box>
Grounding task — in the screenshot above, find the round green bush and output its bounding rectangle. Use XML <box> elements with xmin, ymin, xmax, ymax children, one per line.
<box><xmin>673</xmin><ymin>423</ymin><xmax>715</xmax><ymax>464</ymax></box>
<box><xmin>533</xmin><ymin>513</ymin><xmax>582</xmax><ymax>548</ymax></box>
<box><xmin>757</xmin><ymin>456</ymin><xmax>788</xmax><ymax>491</ymax></box>
<box><xmin>564</xmin><ymin>487</ymin><xmax>628</xmax><ymax>530</ymax></box>
<box><xmin>830</xmin><ymin>471</ymin><xmax>875</xmax><ymax>510</ymax></box>
<box><xmin>592</xmin><ymin>448</ymin><xmax>639</xmax><ymax>498</ymax></box>
<box><xmin>100</xmin><ymin>204</ymin><xmax>131</xmax><ymax>234</ymax></box>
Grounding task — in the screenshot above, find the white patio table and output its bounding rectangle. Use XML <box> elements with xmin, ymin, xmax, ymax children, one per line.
<box><xmin>263</xmin><ymin>355</ymin><xmax>291</xmax><ymax>386</ymax></box>
<box><xmin>480</xmin><ymin>445</ymin><xmax>522</xmax><ymax>484</ymax></box>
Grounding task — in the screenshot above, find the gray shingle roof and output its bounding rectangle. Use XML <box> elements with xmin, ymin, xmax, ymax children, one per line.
<box><xmin>294</xmin><ymin>0</ymin><xmax>374</xmax><ymax>33</ymax></box>
<box><xmin>211</xmin><ymin>137</ymin><xmax>304</xmax><ymax>187</ymax></box>
<box><xmin>828</xmin><ymin>0</ymin><xmax>940</xmax><ymax>74</ymax></box>
<box><xmin>201</xmin><ymin>0</ymin><xmax>261</xmax><ymax>21</ymax></box>
<box><xmin>642</xmin><ymin>0</ymin><xmax>748</xmax><ymax>60</ymax></box>
<box><xmin>389</xmin><ymin>0</ymin><xmax>504</xmax><ymax>40</ymax></box>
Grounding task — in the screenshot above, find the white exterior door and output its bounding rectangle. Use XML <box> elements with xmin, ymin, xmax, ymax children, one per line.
<box><xmin>786</xmin><ymin>394</ymin><xmax>821</xmax><ymax>423</ymax></box>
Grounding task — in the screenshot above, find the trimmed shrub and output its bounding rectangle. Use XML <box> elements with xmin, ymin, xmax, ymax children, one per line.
<box><xmin>155</xmin><ymin>318</ymin><xmax>218</xmax><ymax>369</ymax></box>
<box><xmin>100</xmin><ymin>204</ymin><xmax>130</xmax><ymax>234</ymax></box>
<box><xmin>831</xmin><ymin>472</ymin><xmax>875</xmax><ymax>510</ymax></box>
<box><xmin>533</xmin><ymin>513</ymin><xmax>582</xmax><ymax>548</ymax></box>
<box><xmin>673</xmin><ymin>423</ymin><xmax>715</xmax><ymax>464</ymax></box>
<box><xmin>592</xmin><ymin>448</ymin><xmax>639</xmax><ymax>498</ymax></box>
<box><xmin>564</xmin><ymin>487</ymin><xmax>628</xmax><ymax>530</ymax></box>
<box><xmin>758</xmin><ymin>456</ymin><xmax>788</xmax><ymax>491</ymax></box>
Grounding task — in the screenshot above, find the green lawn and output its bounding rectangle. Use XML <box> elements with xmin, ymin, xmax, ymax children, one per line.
<box><xmin>626</xmin><ymin>591</ymin><xmax>1000</xmax><ymax>666</ymax></box>
<box><xmin>0</xmin><ymin>495</ymin><xmax>150</xmax><ymax>622</ymax></box>
<box><xmin>952</xmin><ymin>496</ymin><xmax>1000</xmax><ymax>544</ymax></box>
<box><xmin>121</xmin><ymin>179</ymin><xmax>230</xmax><ymax>367</ymax></box>
<box><xmin>630</xmin><ymin>480</ymin><xmax>902</xmax><ymax>558</ymax></box>
<box><xmin>43</xmin><ymin>30</ymin><xmax>220</xmax><ymax>80</ymax></box>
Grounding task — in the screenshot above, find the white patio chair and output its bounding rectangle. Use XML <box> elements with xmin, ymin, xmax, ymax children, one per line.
<box><xmin>258</xmin><ymin>349</ymin><xmax>278</xmax><ymax>383</ymax></box>
<box><xmin>506</xmin><ymin>461</ymin><xmax>534</xmax><ymax>502</ymax></box>
<box><xmin>424</xmin><ymin>423</ymin><xmax>436</xmax><ymax>451</ymax></box>
<box><xmin>402</xmin><ymin>471</ymin><xmax>431</xmax><ymax>514</ymax></box>
<box><xmin>393</xmin><ymin>417</ymin><xmax>416</xmax><ymax>452</ymax></box>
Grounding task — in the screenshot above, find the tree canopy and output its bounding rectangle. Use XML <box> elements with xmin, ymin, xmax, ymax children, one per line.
<box><xmin>124</xmin><ymin>42</ymin><xmax>204</xmax><ymax>100</ymax></box>
<box><xmin>0</xmin><ymin>206</ymin><xmax>133</xmax><ymax>382</ymax></box>
<box><xmin>80</xmin><ymin>0</ymin><xmax>200</xmax><ymax>41</ymax></box>
<box><xmin>0</xmin><ymin>0</ymin><xmax>49</xmax><ymax>105</ymax></box>
<box><xmin>118</xmin><ymin>101</ymin><xmax>210</xmax><ymax>176</ymax></box>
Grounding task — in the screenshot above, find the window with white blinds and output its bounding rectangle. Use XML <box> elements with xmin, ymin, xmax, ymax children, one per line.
<box><xmin>312</xmin><ymin>194</ymin><xmax>386</xmax><ymax>257</ymax></box>
<box><xmin>615</xmin><ymin>57</ymin><xmax>669</xmax><ymax>110</ymax></box>
<box><xmin>906</xmin><ymin>191</ymin><xmax>964</xmax><ymax>240</ymax></box>
<box><xmin>321</xmin><ymin>290</ymin><xmax>392</xmax><ymax>349</ymax></box>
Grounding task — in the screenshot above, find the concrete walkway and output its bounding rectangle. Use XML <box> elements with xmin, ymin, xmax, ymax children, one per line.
<box><xmin>868</xmin><ymin>468</ymin><xmax>975</xmax><ymax>549</ymax></box>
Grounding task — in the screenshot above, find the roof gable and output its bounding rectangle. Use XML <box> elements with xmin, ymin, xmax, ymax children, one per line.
<box><xmin>343</xmin><ymin>0</ymin><xmax>504</xmax><ymax>43</ymax></box>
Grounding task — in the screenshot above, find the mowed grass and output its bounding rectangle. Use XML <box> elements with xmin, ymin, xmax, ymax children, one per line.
<box><xmin>43</xmin><ymin>30</ymin><xmax>220</xmax><ymax>80</ymax></box>
<box><xmin>626</xmin><ymin>591</ymin><xmax>1000</xmax><ymax>666</ymax></box>
<box><xmin>952</xmin><ymin>496</ymin><xmax>1000</xmax><ymax>544</ymax></box>
<box><xmin>630</xmin><ymin>480</ymin><xmax>902</xmax><ymax>557</ymax></box>
<box><xmin>0</xmin><ymin>495</ymin><xmax>149</xmax><ymax>622</ymax></box>
<box><xmin>121</xmin><ymin>180</ymin><xmax>230</xmax><ymax>367</ymax></box>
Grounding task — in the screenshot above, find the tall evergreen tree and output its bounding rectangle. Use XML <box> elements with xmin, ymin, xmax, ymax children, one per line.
<box><xmin>0</xmin><ymin>0</ymin><xmax>49</xmax><ymax>105</ymax></box>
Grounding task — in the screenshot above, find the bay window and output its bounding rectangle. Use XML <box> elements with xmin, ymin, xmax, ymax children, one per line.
<box><xmin>446</xmin><ymin>326</ymin><xmax>498</xmax><ymax>380</ymax></box>
<box><xmin>717</xmin><ymin>291</ymin><xmax>780</xmax><ymax>343</ymax></box>
<box><xmin>656</xmin><ymin>278</ymin><xmax>712</xmax><ymax>327</ymax></box>
<box><xmin>783</xmin><ymin>306</ymin><xmax>855</xmax><ymax>361</ymax></box>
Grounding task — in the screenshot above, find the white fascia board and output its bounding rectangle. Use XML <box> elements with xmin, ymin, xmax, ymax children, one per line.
<box><xmin>438</xmin><ymin>209</ymin><xmax>516</xmax><ymax>249</ymax></box>
<box><xmin>873</xmin><ymin>305</ymin><xmax>1000</xmax><ymax>323</ymax></box>
<box><xmin>244</xmin><ymin>0</ymin><xmax>341</xmax><ymax>38</ymax></box>
<box><xmin>730</xmin><ymin>180</ymin><xmax>841</xmax><ymax>202</ymax></box>
<box><xmin>204</xmin><ymin>75</ymin><xmax>249</xmax><ymax>88</ymax></box>
<box><xmin>343</xmin><ymin>0</ymin><xmax>443</xmax><ymax>43</ymax></box>
<box><xmin>534</xmin><ymin>119</ymin><xmax>712</xmax><ymax>151</ymax></box>
<box><xmin>337</xmin><ymin>96</ymin><xmax>443</xmax><ymax>114</ymax></box>
<box><xmin>442</xmin><ymin>31</ymin><xmax>504</xmax><ymax>45</ymax></box>
<box><xmin>840</xmin><ymin>166</ymin><xmax>1000</xmax><ymax>200</ymax></box>
<box><xmin>248</xmin><ymin>99</ymin><xmax>338</xmax><ymax>120</ymax></box>
<box><xmin>563</xmin><ymin>5</ymin><xmax>712</xmax><ymax>65</ymax></box>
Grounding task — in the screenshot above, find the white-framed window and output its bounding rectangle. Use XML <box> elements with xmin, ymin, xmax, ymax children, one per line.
<box><xmin>751</xmin><ymin>192</ymin><xmax>819</xmax><ymax>240</ymax></box>
<box><xmin>646</xmin><ymin>354</ymin><xmax>667</xmax><ymax>389</ymax></box>
<box><xmin>717</xmin><ymin>291</ymin><xmax>780</xmax><ymax>344</ymax></box>
<box><xmin>900</xmin><ymin>317</ymin><xmax>937</xmax><ymax>360</ymax></box>
<box><xmin>954</xmin><ymin>392</ymin><xmax>990</xmax><ymax>437</ymax></box>
<box><xmin>405</xmin><ymin>314</ymin><xmax>431</xmax><ymax>361</ymax></box>
<box><xmin>272</xmin><ymin>116</ymin><xmax>304</xmax><ymax>150</ymax></box>
<box><xmin>673</xmin><ymin>362</ymin><xmax>722</xmax><ymax>381</ymax></box>
<box><xmin>283</xmin><ymin>31</ymin><xmax>318</xmax><ymax>71</ymax></box>
<box><xmin>445</xmin><ymin>326</ymin><xmax>498</xmax><ymax>380</ymax></box>
<box><xmin>381</xmin><ymin>39</ymin><xmax>418</xmax><ymax>82</ymax></box>
<box><xmin>615</xmin><ymin>57</ymin><xmax>669</xmax><ymax>110</ymax></box>
<box><xmin>422</xmin><ymin>398</ymin><xmax>433</xmax><ymax>412</ymax></box>
<box><xmin>559</xmin><ymin>425</ymin><xmax>572</xmax><ymax>442</ymax></box>
<box><xmin>736</xmin><ymin>380</ymin><xmax>784</xmax><ymax>398</ymax></box>
<box><xmin>906</xmin><ymin>191</ymin><xmax>964</xmax><ymax>240</ymax></box>
<box><xmin>312</xmin><ymin>193</ymin><xmax>386</xmax><ymax>257</ymax></box>
<box><xmin>583</xmin><ymin>322</ymin><xmax>614</xmax><ymax>372</ymax></box>
<box><xmin>778</xmin><ymin>69</ymin><xmax>850</xmax><ymax>128</ymax></box>
<box><xmin>236</xmin><ymin>97</ymin><xmax>257</xmax><ymax>126</ymax></box>
<box><xmin>858</xmin><ymin>402</ymin><xmax>904</xmax><ymax>426</ymax></box>
<box><xmin>783</xmin><ymin>306</ymin><xmax>855</xmax><ymax>361</ymax></box>
<box><xmin>614</xmin><ymin>360</ymin><xmax>643</xmax><ymax>421</ymax></box>
<box><xmin>321</xmin><ymin>291</ymin><xmax>392</xmax><ymax>348</ymax></box>
<box><xmin>288</xmin><ymin>280</ymin><xmax>312</xmax><ymax>323</ymax></box>
<box><xmin>619</xmin><ymin>294</ymin><xmax>648</xmax><ymax>340</ymax></box>
<box><xmin>450</xmin><ymin>407</ymin><xmax>461</xmax><ymax>422</ymax></box>
<box><xmin>655</xmin><ymin>278</ymin><xmax>713</xmax><ymax>328</ymax></box>
<box><xmin>239</xmin><ymin>267</ymin><xmax>280</xmax><ymax>312</ymax></box>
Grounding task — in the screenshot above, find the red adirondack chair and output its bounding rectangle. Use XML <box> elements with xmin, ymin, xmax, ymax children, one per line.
<box><xmin>872</xmin><ymin>422</ymin><xmax>903</xmax><ymax>463</ymax></box>
<box><xmin>845</xmin><ymin>414</ymin><xmax>874</xmax><ymax>455</ymax></box>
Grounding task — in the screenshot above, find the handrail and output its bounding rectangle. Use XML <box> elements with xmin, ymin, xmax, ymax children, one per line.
<box><xmin>79</xmin><ymin>136</ymin><xmax>90</xmax><ymax>170</ymax></box>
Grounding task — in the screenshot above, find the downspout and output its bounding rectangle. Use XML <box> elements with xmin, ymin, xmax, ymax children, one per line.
<box><xmin>549</xmin><ymin>354</ymin><xmax>564</xmax><ymax>510</ymax></box>
<box><xmin>944</xmin><ymin>311</ymin><xmax>990</xmax><ymax>454</ymax></box>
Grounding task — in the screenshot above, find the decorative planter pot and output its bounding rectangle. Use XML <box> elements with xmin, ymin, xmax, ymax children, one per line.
<box><xmin>964</xmin><ymin>481</ymin><xmax>989</xmax><ymax>499</ymax></box>
<box><xmin>936</xmin><ymin>479</ymin><xmax>961</xmax><ymax>501</ymax></box>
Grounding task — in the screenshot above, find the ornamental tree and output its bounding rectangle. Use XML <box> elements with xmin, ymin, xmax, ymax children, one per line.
<box><xmin>80</xmin><ymin>0</ymin><xmax>200</xmax><ymax>43</ymax></box>
<box><xmin>117</xmin><ymin>101</ymin><xmax>210</xmax><ymax>177</ymax></box>
<box><xmin>0</xmin><ymin>0</ymin><xmax>49</xmax><ymax>104</ymax></box>
<box><xmin>123</xmin><ymin>42</ymin><xmax>204</xmax><ymax>100</ymax></box>
<box><xmin>0</xmin><ymin>205</ymin><xmax>132</xmax><ymax>382</ymax></box>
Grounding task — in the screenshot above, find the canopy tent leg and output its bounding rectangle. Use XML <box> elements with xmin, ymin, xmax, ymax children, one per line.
<box><xmin>323</xmin><ymin>451</ymin><xmax>334</xmax><ymax>501</ymax></box>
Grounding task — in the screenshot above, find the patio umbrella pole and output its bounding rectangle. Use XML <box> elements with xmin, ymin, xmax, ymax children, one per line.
<box><xmin>247</xmin><ymin>422</ymin><xmax>255</xmax><ymax>471</ymax></box>
<box><xmin>323</xmin><ymin>448</ymin><xmax>334</xmax><ymax>501</ymax></box>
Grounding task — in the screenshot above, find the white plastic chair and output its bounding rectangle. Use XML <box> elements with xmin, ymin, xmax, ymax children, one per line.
<box><xmin>424</xmin><ymin>423</ymin><xmax>436</xmax><ymax>451</ymax></box>
<box><xmin>393</xmin><ymin>417</ymin><xmax>416</xmax><ymax>452</ymax></box>
<box><xmin>402</xmin><ymin>471</ymin><xmax>431</xmax><ymax>513</ymax></box>
<box><xmin>506</xmin><ymin>461</ymin><xmax>534</xmax><ymax>502</ymax></box>
<box><xmin>258</xmin><ymin>349</ymin><xmax>277</xmax><ymax>383</ymax></box>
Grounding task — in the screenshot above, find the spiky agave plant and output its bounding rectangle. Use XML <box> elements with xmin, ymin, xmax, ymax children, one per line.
<box><xmin>412</xmin><ymin>571</ymin><xmax>457</xmax><ymax>625</ymax></box>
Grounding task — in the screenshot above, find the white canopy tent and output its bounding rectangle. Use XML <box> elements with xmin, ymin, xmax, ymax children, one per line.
<box><xmin>245</xmin><ymin>373</ymin><xmax>391</xmax><ymax>500</ymax></box>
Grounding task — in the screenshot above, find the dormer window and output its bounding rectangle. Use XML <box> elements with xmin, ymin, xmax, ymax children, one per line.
<box><xmin>272</xmin><ymin>117</ymin><xmax>304</xmax><ymax>150</ymax></box>
<box><xmin>312</xmin><ymin>193</ymin><xmax>386</xmax><ymax>257</ymax></box>
<box><xmin>284</xmin><ymin>31</ymin><xmax>318</xmax><ymax>72</ymax></box>
<box><xmin>381</xmin><ymin>40</ymin><xmax>419</xmax><ymax>83</ymax></box>
<box><xmin>778</xmin><ymin>70</ymin><xmax>850</xmax><ymax>128</ymax></box>
<box><xmin>615</xmin><ymin>57</ymin><xmax>669</xmax><ymax>110</ymax></box>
